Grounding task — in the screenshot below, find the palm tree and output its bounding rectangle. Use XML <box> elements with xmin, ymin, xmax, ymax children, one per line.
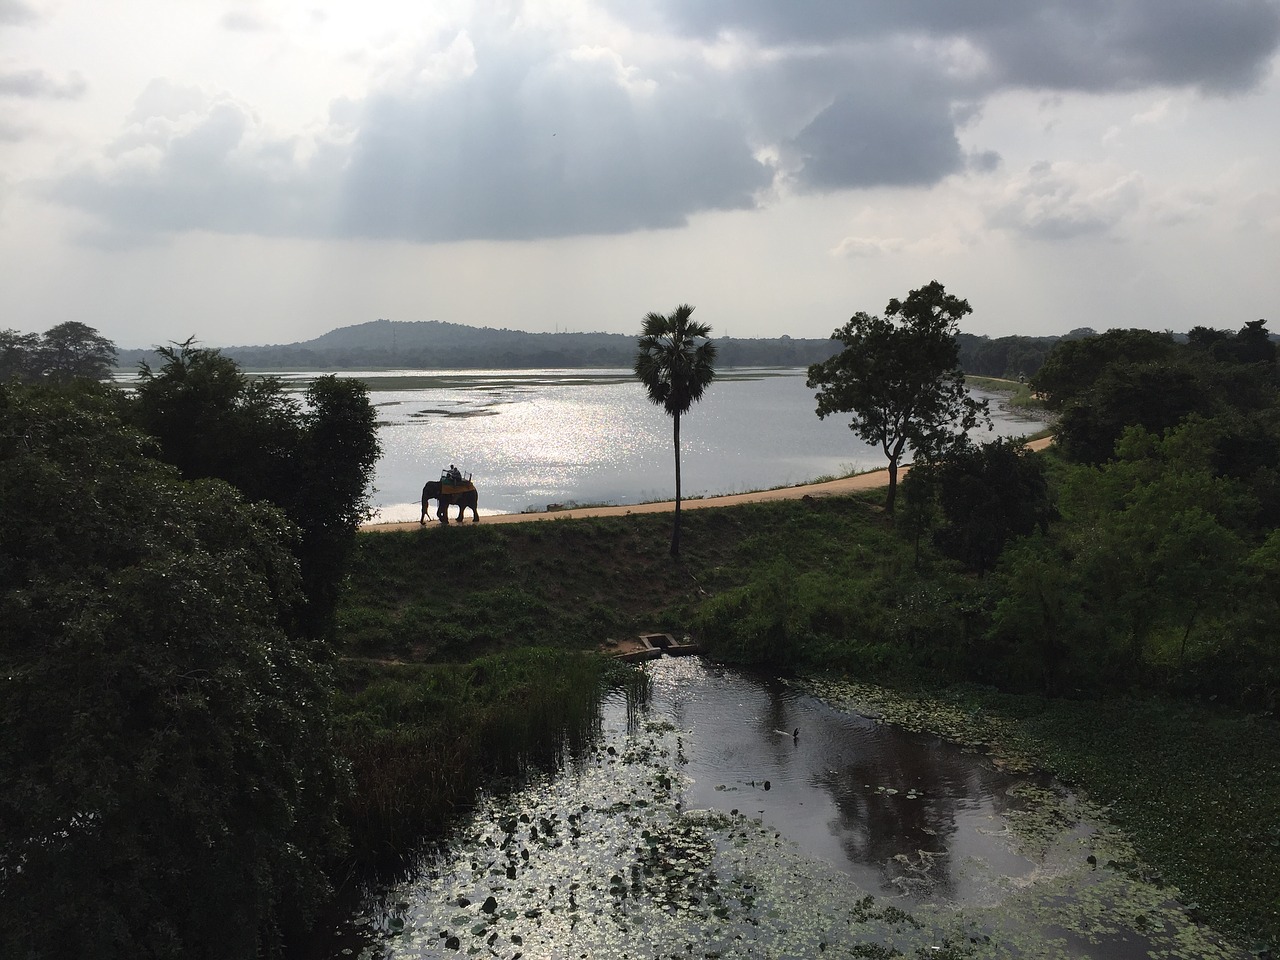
<box><xmin>634</xmin><ymin>304</ymin><xmax>717</xmax><ymax>556</ymax></box>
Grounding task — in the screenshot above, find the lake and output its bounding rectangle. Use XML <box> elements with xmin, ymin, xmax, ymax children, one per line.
<box><xmin>315</xmin><ymin>368</ymin><xmax>1045</xmax><ymax>523</ymax></box>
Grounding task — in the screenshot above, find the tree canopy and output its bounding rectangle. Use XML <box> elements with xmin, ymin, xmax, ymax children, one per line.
<box><xmin>0</xmin><ymin>322</ymin><xmax>117</xmax><ymax>383</ymax></box>
<box><xmin>0</xmin><ymin>382</ymin><xmax>345</xmax><ymax>959</ymax></box>
<box><xmin>129</xmin><ymin>340</ymin><xmax>381</xmax><ymax>637</ymax></box>
<box><xmin>806</xmin><ymin>281</ymin><xmax>989</xmax><ymax>513</ymax></box>
<box><xmin>634</xmin><ymin>304</ymin><xmax>717</xmax><ymax>556</ymax></box>
<box><xmin>904</xmin><ymin>437</ymin><xmax>1054</xmax><ymax>575</ymax></box>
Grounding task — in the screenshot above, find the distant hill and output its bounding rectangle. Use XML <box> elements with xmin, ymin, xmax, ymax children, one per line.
<box><xmin>116</xmin><ymin>319</ymin><xmax>848</xmax><ymax>372</ymax></box>
<box><xmin>114</xmin><ymin>317</ymin><xmax>1074</xmax><ymax>378</ymax></box>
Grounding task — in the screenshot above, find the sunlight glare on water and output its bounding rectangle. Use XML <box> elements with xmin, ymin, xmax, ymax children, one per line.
<box><xmin>356</xmin><ymin>368</ymin><xmax>1045</xmax><ymax>522</ymax></box>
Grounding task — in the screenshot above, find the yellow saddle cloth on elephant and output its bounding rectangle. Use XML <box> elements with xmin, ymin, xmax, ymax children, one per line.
<box><xmin>441</xmin><ymin>481</ymin><xmax>474</xmax><ymax>496</ymax></box>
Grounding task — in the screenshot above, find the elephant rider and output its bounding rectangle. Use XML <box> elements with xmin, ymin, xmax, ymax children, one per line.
<box><xmin>445</xmin><ymin>464</ymin><xmax>463</xmax><ymax>485</ymax></box>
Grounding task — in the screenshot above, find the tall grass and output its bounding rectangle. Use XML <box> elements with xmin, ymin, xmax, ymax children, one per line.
<box><xmin>332</xmin><ymin>649</ymin><xmax>611</xmax><ymax>870</ymax></box>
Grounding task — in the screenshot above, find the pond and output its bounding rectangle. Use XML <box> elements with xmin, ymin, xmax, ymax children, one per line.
<box><xmin>343</xmin><ymin>658</ymin><xmax>1242</xmax><ymax>959</ymax></box>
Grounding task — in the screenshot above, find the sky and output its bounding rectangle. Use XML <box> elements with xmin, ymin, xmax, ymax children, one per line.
<box><xmin>2</xmin><ymin>1</ymin><xmax>1279</xmax><ymax>349</ymax></box>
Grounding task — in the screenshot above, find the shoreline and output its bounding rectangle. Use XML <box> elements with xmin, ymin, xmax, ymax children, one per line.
<box><xmin>361</xmin><ymin>436</ymin><xmax>1054</xmax><ymax>532</ymax></box>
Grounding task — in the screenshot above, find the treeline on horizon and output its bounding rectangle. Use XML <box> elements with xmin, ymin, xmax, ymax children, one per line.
<box><xmin>109</xmin><ymin>316</ymin><xmax>1277</xmax><ymax>378</ymax></box>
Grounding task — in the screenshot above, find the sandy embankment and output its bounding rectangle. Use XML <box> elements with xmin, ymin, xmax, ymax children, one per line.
<box><xmin>361</xmin><ymin>436</ymin><xmax>1053</xmax><ymax>533</ymax></box>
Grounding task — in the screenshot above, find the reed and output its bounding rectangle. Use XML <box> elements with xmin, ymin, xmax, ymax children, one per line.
<box><xmin>332</xmin><ymin>649</ymin><xmax>610</xmax><ymax>870</ymax></box>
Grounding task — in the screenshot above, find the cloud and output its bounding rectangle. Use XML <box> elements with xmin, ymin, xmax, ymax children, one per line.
<box><xmin>830</xmin><ymin>235</ymin><xmax>908</xmax><ymax>258</ymax></box>
<box><xmin>988</xmin><ymin>161</ymin><xmax>1145</xmax><ymax>240</ymax></box>
<box><xmin>787</xmin><ymin>84</ymin><xmax>963</xmax><ymax>190</ymax></box>
<box><xmin>335</xmin><ymin>35</ymin><xmax>772</xmax><ymax>241</ymax></box>
<box><xmin>46</xmin><ymin>30</ymin><xmax>774</xmax><ymax>245</ymax></box>
<box><xmin>0</xmin><ymin>69</ymin><xmax>87</xmax><ymax>100</ymax></box>
<box><xmin>0</xmin><ymin>117</ymin><xmax>32</xmax><ymax>141</ymax></box>
<box><xmin>219</xmin><ymin>10</ymin><xmax>274</xmax><ymax>33</ymax></box>
<box><xmin>626</xmin><ymin>0</ymin><xmax>1280</xmax><ymax>94</ymax></box>
<box><xmin>37</xmin><ymin>1</ymin><xmax>1280</xmax><ymax>247</ymax></box>
<box><xmin>0</xmin><ymin>0</ymin><xmax>38</xmax><ymax>27</ymax></box>
<box><xmin>47</xmin><ymin>81</ymin><xmax>337</xmax><ymax>243</ymax></box>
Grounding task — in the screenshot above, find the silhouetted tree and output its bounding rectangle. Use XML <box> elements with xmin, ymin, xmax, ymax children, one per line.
<box><xmin>634</xmin><ymin>304</ymin><xmax>717</xmax><ymax>557</ymax></box>
<box><xmin>807</xmin><ymin>281</ymin><xmax>989</xmax><ymax>514</ymax></box>
<box><xmin>0</xmin><ymin>323</ymin><xmax>116</xmax><ymax>383</ymax></box>
<box><xmin>37</xmin><ymin>321</ymin><xmax>117</xmax><ymax>382</ymax></box>
<box><xmin>129</xmin><ymin>340</ymin><xmax>380</xmax><ymax>637</ymax></box>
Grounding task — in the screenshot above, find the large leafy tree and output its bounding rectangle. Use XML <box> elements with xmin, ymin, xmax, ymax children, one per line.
<box><xmin>634</xmin><ymin>304</ymin><xmax>717</xmax><ymax>556</ymax></box>
<box><xmin>0</xmin><ymin>322</ymin><xmax>117</xmax><ymax>383</ymax></box>
<box><xmin>130</xmin><ymin>340</ymin><xmax>380</xmax><ymax>637</ymax></box>
<box><xmin>0</xmin><ymin>382</ymin><xmax>345</xmax><ymax>959</ymax></box>
<box><xmin>807</xmin><ymin>281</ymin><xmax>989</xmax><ymax>514</ymax></box>
<box><xmin>37</xmin><ymin>321</ymin><xmax>118</xmax><ymax>382</ymax></box>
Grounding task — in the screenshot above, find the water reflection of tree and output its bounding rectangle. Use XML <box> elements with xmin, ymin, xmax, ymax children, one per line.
<box><xmin>757</xmin><ymin>675</ymin><xmax>803</xmax><ymax>772</ymax></box>
<box><xmin>816</xmin><ymin>737</ymin><xmax>999</xmax><ymax>901</ymax></box>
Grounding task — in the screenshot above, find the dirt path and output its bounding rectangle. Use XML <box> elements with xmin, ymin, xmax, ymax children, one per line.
<box><xmin>362</xmin><ymin>437</ymin><xmax>1052</xmax><ymax>533</ymax></box>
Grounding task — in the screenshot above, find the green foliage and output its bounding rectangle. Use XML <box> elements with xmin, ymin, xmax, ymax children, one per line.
<box><xmin>1057</xmin><ymin>358</ymin><xmax>1225</xmax><ymax>463</ymax></box>
<box><xmin>1030</xmin><ymin>328</ymin><xmax>1178</xmax><ymax>409</ymax></box>
<box><xmin>0</xmin><ymin>321</ymin><xmax>117</xmax><ymax>383</ymax></box>
<box><xmin>129</xmin><ymin>341</ymin><xmax>380</xmax><ymax>638</ymax></box>
<box><xmin>985</xmin><ymin>423</ymin><xmax>1268</xmax><ymax>698</ymax></box>
<box><xmin>905</xmin><ymin>437</ymin><xmax>1054</xmax><ymax>575</ymax></box>
<box><xmin>1042</xmin><ymin>323</ymin><xmax>1277</xmax><ymax>465</ymax></box>
<box><xmin>956</xmin><ymin>333</ymin><xmax>1058</xmax><ymax>379</ymax></box>
<box><xmin>1189</xmin><ymin>318</ymin><xmax>1278</xmax><ymax>366</ymax></box>
<box><xmin>0</xmin><ymin>383</ymin><xmax>344</xmax><ymax>960</ymax></box>
<box><xmin>806</xmin><ymin>281</ymin><xmax>989</xmax><ymax>513</ymax></box>
<box><xmin>634</xmin><ymin>304</ymin><xmax>718</xmax><ymax>556</ymax></box>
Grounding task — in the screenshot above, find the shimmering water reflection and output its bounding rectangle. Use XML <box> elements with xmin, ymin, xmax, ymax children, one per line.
<box><xmin>352</xmin><ymin>659</ymin><xmax>1242</xmax><ymax>959</ymax></box>
<box><xmin>358</xmin><ymin>368</ymin><xmax>1044</xmax><ymax>521</ymax></box>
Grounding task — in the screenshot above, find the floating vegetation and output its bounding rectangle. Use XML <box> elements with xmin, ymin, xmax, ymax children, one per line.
<box><xmin>405</xmin><ymin>407</ymin><xmax>502</xmax><ymax>420</ymax></box>
<box><xmin>349</xmin><ymin>668</ymin><xmax>1247</xmax><ymax>960</ymax></box>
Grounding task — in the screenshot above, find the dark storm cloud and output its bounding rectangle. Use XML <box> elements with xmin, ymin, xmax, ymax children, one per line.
<box><xmin>337</xmin><ymin>47</ymin><xmax>770</xmax><ymax>241</ymax></box>
<box><xmin>609</xmin><ymin>0</ymin><xmax>1280</xmax><ymax>200</ymax></box>
<box><xmin>790</xmin><ymin>89</ymin><xmax>962</xmax><ymax>189</ymax></box>
<box><xmin>633</xmin><ymin>0</ymin><xmax>1280</xmax><ymax>93</ymax></box>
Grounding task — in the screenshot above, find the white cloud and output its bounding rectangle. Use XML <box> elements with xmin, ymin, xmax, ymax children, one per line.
<box><xmin>830</xmin><ymin>235</ymin><xmax>908</xmax><ymax>258</ymax></box>
<box><xmin>988</xmin><ymin>161</ymin><xmax>1145</xmax><ymax>240</ymax></box>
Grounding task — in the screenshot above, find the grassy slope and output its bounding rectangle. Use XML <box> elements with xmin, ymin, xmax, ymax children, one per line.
<box><xmin>336</xmin><ymin>494</ymin><xmax>1279</xmax><ymax>949</ymax></box>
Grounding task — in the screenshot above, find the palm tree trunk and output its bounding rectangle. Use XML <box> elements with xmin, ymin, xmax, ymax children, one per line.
<box><xmin>671</xmin><ymin>410</ymin><xmax>682</xmax><ymax>556</ymax></box>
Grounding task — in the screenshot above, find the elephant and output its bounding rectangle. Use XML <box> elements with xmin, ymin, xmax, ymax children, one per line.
<box><xmin>420</xmin><ymin>480</ymin><xmax>480</xmax><ymax>524</ymax></box>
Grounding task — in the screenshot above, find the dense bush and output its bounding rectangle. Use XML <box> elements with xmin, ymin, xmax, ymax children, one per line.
<box><xmin>0</xmin><ymin>383</ymin><xmax>344</xmax><ymax>960</ymax></box>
